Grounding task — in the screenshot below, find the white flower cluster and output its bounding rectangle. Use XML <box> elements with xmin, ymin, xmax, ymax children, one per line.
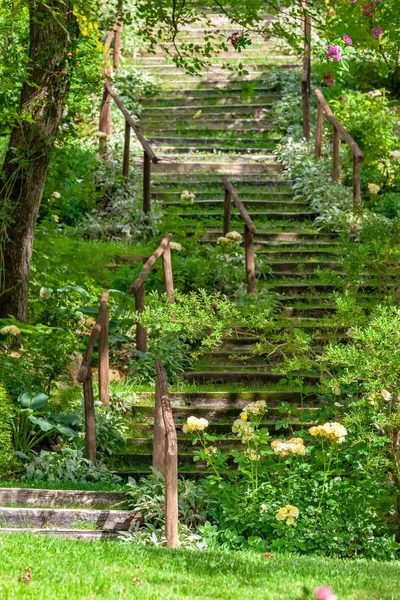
<box><xmin>232</xmin><ymin>419</ymin><xmax>255</xmax><ymax>443</ymax></box>
<box><xmin>271</xmin><ymin>437</ymin><xmax>306</xmax><ymax>457</ymax></box>
<box><xmin>183</xmin><ymin>416</ymin><xmax>209</xmax><ymax>433</ymax></box>
<box><xmin>241</xmin><ymin>400</ymin><xmax>266</xmax><ymax>418</ymax></box>
<box><xmin>1</xmin><ymin>325</ymin><xmax>21</xmax><ymax>336</ymax></box>
<box><xmin>180</xmin><ymin>190</ymin><xmax>195</xmax><ymax>203</ymax></box>
<box><xmin>40</xmin><ymin>287</ymin><xmax>52</xmax><ymax>300</ymax></box>
<box><xmin>169</xmin><ymin>242</ymin><xmax>182</xmax><ymax>251</ymax></box>
<box><xmin>309</xmin><ymin>422</ymin><xmax>347</xmax><ymax>444</ymax></box>
<box><xmin>217</xmin><ymin>231</ymin><xmax>243</xmax><ymax>249</ymax></box>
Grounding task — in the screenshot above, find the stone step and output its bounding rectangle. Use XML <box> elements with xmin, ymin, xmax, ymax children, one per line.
<box><xmin>143</xmin><ymin>85</ymin><xmax>278</xmax><ymax>96</ymax></box>
<box><xmin>141</xmin><ymin>103</ymin><xmax>274</xmax><ymax>114</ymax></box>
<box><xmin>181</xmin><ymin>371</ymin><xmax>319</xmax><ymax>384</ymax></box>
<box><xmin>148</xmin><ymin>162</ymin><xmax>282</xmax><ymax>174</ymax></box>
<box><xmin>151</xmin><ymin>177</ymin><xmax>292</xmax><ymax>187</ymax></box>
<box><xmin>257</xmin><ymin>249</ymin><xmax>339</xmax><ymax>259</ymax></box>
<box><xmin>153</xmin><ymin>190</ymin><xmax>293</xmax><ymax>199</ymax></box>
<box><xmin>144</xmin><ymin>124</ymin><xmax>276</xmax><ymax>133</ymax></box>
<box><xmin>269</xmin><ymin>261</ymin><xmax>340</xmax><ymax>272</ymax></box>
<box><xmin>0</xmin><ymin>488</ymin><xmax>126</xmax><ymax>508</ymax></box>
<box><xmin>0</xmin><ymin>507</ymin><xmax>137</xmax><ymax>530</ymax></box>
<box><xmin>135</xmin><ymin>390</ymin><xmax>318</xmax><ymax>407</ymax></box>
<box><xmin>148</xmin><ymin>136</ymin><xmax>281</xmax><ymax>146</ymax></box>
<box><xmin>164</xmin><ymin>200</ymin><xmax>304</xmax><ymax>209</ymax></box>
<box><xmin>0</xmin><ymin>528</ymin><xmax>121</xmax><ymax>540</ymax></box>
<box><xmin>175</xmin><ymin>211</ymin><xmax>315</xmax><ymax>220</ymax></box>
<box><xmin>142</xmin><ymin>94</ymin><xmax>280</xmax><ymax>106</ymax></box>
<box><xmin>154</xmin><ymin>146</ymin><xmax>276</xmax><ymax>155</ymax></box>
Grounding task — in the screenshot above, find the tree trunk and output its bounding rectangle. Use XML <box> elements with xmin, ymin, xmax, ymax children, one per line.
<box><xmin>0</xmin><ymin>0</ymin><xmax>77</xmax><ymax>322</ymax></box>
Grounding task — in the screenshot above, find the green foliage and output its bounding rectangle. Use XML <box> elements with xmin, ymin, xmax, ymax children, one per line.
<box><xmin>40</xmin><ymin>143</ymin><xmax>100</xmax><ymax>224</ymax></box>
<box><xmin>21</xmin><ymin>448</ymin><xmax>121</xmax><ymax>485</ymax></box>
<box><xmin>0</xmin><ymin>385</ymin><xmax>13</xmax><ymax>476</ymax></box>
<box><xmin>113</xmin><ymin>68</ymin><xmax>157</xmax><ymax>115</ymax></box>
<box><xmin>12</xmin><ymin>391</ymin><xmax>80</xmax><ymax>454</ymax></box>
<box><xmin>0</xmin><ymin>317</ymin><xmax>79</xmax><ymax>397</ymax></box>
<box><xmin>182</xmin><ymin>398</ymin><xmax>398</xmax><ymax>559</ymax></box>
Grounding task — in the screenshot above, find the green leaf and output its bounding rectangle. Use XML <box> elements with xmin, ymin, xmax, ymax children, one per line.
<box><xmin>28</xmin><ymin>416</ymin><xmax>55</xmax><ymax>432</ymax></box>
<box><xmin>30</xmin><ymin>393</ymin><xmax>49</xmax><ymax>409</ymax></box>
<box><xmin>56</xmin><ymin>424</ymin><xmax>78</xmax><ymax>437</ymax></box>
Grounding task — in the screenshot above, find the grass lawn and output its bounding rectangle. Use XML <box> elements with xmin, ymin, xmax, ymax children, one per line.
<box><xmin>0</xmin><ymin>534</ymin><xmax>399</xmax><ymax>599</ymax></box>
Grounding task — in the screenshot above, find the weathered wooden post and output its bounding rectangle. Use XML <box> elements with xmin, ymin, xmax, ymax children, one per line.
<box><xmin>153</xmin><ymin>363</ymin><xmax>167</xmax><ymax>474</ymax></box>
<box><xmin>315</xmin><ymin>100</ymin><xmax>324</xmax><ymax>158</ymax></box>
<box><xmin>162</xmin><ymin>243</ymin><xmax>174</xmax><ymax>303</ymax></box>
<box><xmin>353</xmin><ymin>155</ymin><xmax>362</xmax><ymax>215</ymax></box>
<box><xmin>122</xmin><ymin>120</ymin><xmax>131</xmax><ymax>182</ymax></box>
<box><xmin>83</xmin><ymin>370</ymin><xmax>97</xmax><ymax>463</ymax></box>
<box><xmin>98</xmin><ymin>302</ymin><xmax>110</xmax><ymax>407</ymax></box>
<box><xmin>155</xmin><ymin>359</ymin><xmax>178</xmax><ymax>548</ymax></box>
<box><xmin>143</xmin><ymin>151</ymin><xmax>152</xmax><ymax>214</ymax></box>
<box><xmin>134</xmin><ymin>285</ymin><xmax>147</xmax><ymax>353</ymax></box>
<box><xmin>332</xmin><ymin>126</ymin><xmax>340</xmax><ymax>182</ymax></box>
<box><xmin>244</xmin><ymin>224</ymin><xmax>257</xmax><ymax>297</ymax></box>
<box><xmin>301</xmin><ymin>0</ymin><xmax>311</xmax><ymax>141</ymax></box>
<box><xmin>223</xmin><ymin>187</ymin><xmax>232</xmax><ymax>235</ymax></box>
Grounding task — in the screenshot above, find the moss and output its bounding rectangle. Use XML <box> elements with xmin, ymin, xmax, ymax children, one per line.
<box><xmin>0</xmin><ymin>385</ymin><xmax>14</xmax><ymax>476</ymax></box>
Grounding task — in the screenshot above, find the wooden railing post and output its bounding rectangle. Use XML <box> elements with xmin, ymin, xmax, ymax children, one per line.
<box><xmin>153</xmin><ymin>363</ymin><xmax>167</xmax><ymax>475</ymax></box>
<box><xmin>84</xmin><ymin>370</ymin><xmax>97</xmax><ymax>464</ymax></box>
<box><xmin>301</xmin><ymin>0</ymin><xmax>311</xmax><ymax>141</ymax></box>
<box><xmin>122</xmin><ymin>120</ymin><xmax>131</xmax><ymax>182</ymax></box>
<box><xmin>98</xmin><ymin>304</ymin><xmax>110</xmax><ymax>407</ymax></box>
<box><xmin>143</xmin><ymin>151</ymin><xmax>151</xmax><ymax>214</ymax></box>
<box><xmin>315</xmin><ymin>101</ymin><xmax>324</xmax><ymax>158</ymax></box>
<box><xmin>332</xmin><ymin>126</ymin><xmax>340</xmax><ymax>182</ymax></box>
<box><xmin>223</xmin><ymin>188</ymin><xmax>232</xmax><ymax>235</ymax></box>
<box><xmin>135</xmin><ymin>284</ymin><xmax>147</xmax><ymax>354</ymax></box>
<box><xmin>155</xmin><ymin>359</ymin><xmax>178</xmax><ymax>548</ymax></box>
<box><xmin>353</xmin><ymin>155</ymin><xmax>362</xmax><ymax>215</ymax></box>
<box><xmin>99</xmin><ymin>87</ymin><xmax>112</xmax><ymax>156</ymax></box>
<box><xmin>244</xmin><ymin>224</ymin><xmax>257</xmax><ymax>298</ymax></box>
<box><xmin>162</xmin><ymin>243</ymin><xmax>174</xmax><ymax>303</ymax></box>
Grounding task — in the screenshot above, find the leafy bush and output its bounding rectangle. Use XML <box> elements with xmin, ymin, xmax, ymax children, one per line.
<box><xmin>12</xmin><ymin>391</ymin><xmax>80</xmax><ymax>454</ymax></box>
<box><xmin>113</xmin><ymin>68</ymin><xmax>157</xmax><ymax>116</ymax></box>
<box><xmin>181</xmin><ymin>399</ymin><xmax>399</xmax><ymax>560</ymax></box>
<box><xmin>0</xmin><ymin>385</ymin><xmax>13</xmax><ymax>476</ymax></box>
<box><xmin>21</xmin><ymin>448</ymin><xmax>121</xmax><ymax>485</ymax></box>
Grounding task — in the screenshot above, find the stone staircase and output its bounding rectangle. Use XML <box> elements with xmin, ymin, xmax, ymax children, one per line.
<box><xmin>0</xmin><ymin>487</ymin><xmax>134</xmax><ymax>539</ymax></box>
<box><xmin>102</xmin><ymin>15</ymin><xmax>353</xmax><ymax>479</ymax></box>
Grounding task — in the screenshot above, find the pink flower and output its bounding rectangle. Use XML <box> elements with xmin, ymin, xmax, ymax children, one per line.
<box><xmin>323</xmin><ymin>71</ymin><xmax>336</xmax><ymax>87</ymax></box>
<box><xmin>314</xmin><ymin>587</ymin><xmax>338</xmax><ymax>600</ymax></box>
<box><xmin>372</xmin><ymin>27</ymin><xmax>385</xmax><ymax>38</ymax></box>
<box><xmin>326</xmin><ymin>45</ymin><xmax>342</xmax><ymax>61</ymax></box>
<box><xmin>343</xmin><ymin>34</ymin><xmax>353</xmax><ymax>45</ymax></box>
<box><xmin>362</xmin><ymin>1</ymin><xmax>376</xmax><ymax>17</ymax></box>
<box><xmin>230</xmin><ymin>31</ymin><xmax>240</xmax><ymax>46</ymax></box>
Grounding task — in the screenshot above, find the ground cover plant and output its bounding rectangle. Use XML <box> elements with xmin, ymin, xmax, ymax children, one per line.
<box><xmin>0</xmin><ymin>534</ymin><xmax>400</xmax><ymax>600</ymax></box>
<box><xmin>1</xmin><ymin>1</ymin><xmax>400</xmax><ymax>596</ymax></box>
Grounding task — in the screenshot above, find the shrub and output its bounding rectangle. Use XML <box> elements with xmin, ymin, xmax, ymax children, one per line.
<box><xmin>0</xmin><ymin>385</ymin><xmax>13</xmax><ymax>476</ymax></box>
<box><xmin>22</xmin><ymin>448</ymin><xmax>121</xmax><ymax>485</ymax></box>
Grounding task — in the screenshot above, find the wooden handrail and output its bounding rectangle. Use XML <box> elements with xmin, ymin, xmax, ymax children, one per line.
<box><xmin>104</xmin><ymin>80</ymin><xmax>158</xmax><ymax>164</ymax></box>
<box><xmin>222</xmin><ymin>177</ymin><xmax>257</xmax><ymax>297</ymax></box>
<box><xmin>99</xmin><ymin>17</ymin><xmax>158</xmax><ymax>214</ymax></box>
<box><xmin>77</xmin><ymin>290</ymin><xmax>110</xmax><ymax>464</ymax></box>
<box><xmin>153</xmin><ymin>359</ymin><xmax>178</xmax><ymax>547</ymax></box>
<box><xmin>223</xmin><ymin>177</ymin><xmax>257</xmax><ymax>235</ymax></box>
<box><xmin>130</xmin><ymin>234</ymin><xmax>174</xmax><ymax>353</ymax></box>
<box><xmin>130</xmin><ymin>234</ymin><xmax>172</xmax><ymax>294</ymax></box>
<box><xmin>314</xmin><ymin>88</ymin><xmax>364</xmax><ymax>213</ymax></box>
<box><xmin>301</xmin><ymin>0</ymin><xmax>311</xmax><ymax>141</ymax></box>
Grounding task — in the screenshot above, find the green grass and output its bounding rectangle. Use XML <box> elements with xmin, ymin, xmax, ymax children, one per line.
<box><xmin>0</xmin><ymin>534</ymin><xmax>399</xmax><ymax>599</ymax></box>
<box><xmin>0</xmin><ymin>479</ymin><xmax>126</xmax><ymax>492</ymax></box>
